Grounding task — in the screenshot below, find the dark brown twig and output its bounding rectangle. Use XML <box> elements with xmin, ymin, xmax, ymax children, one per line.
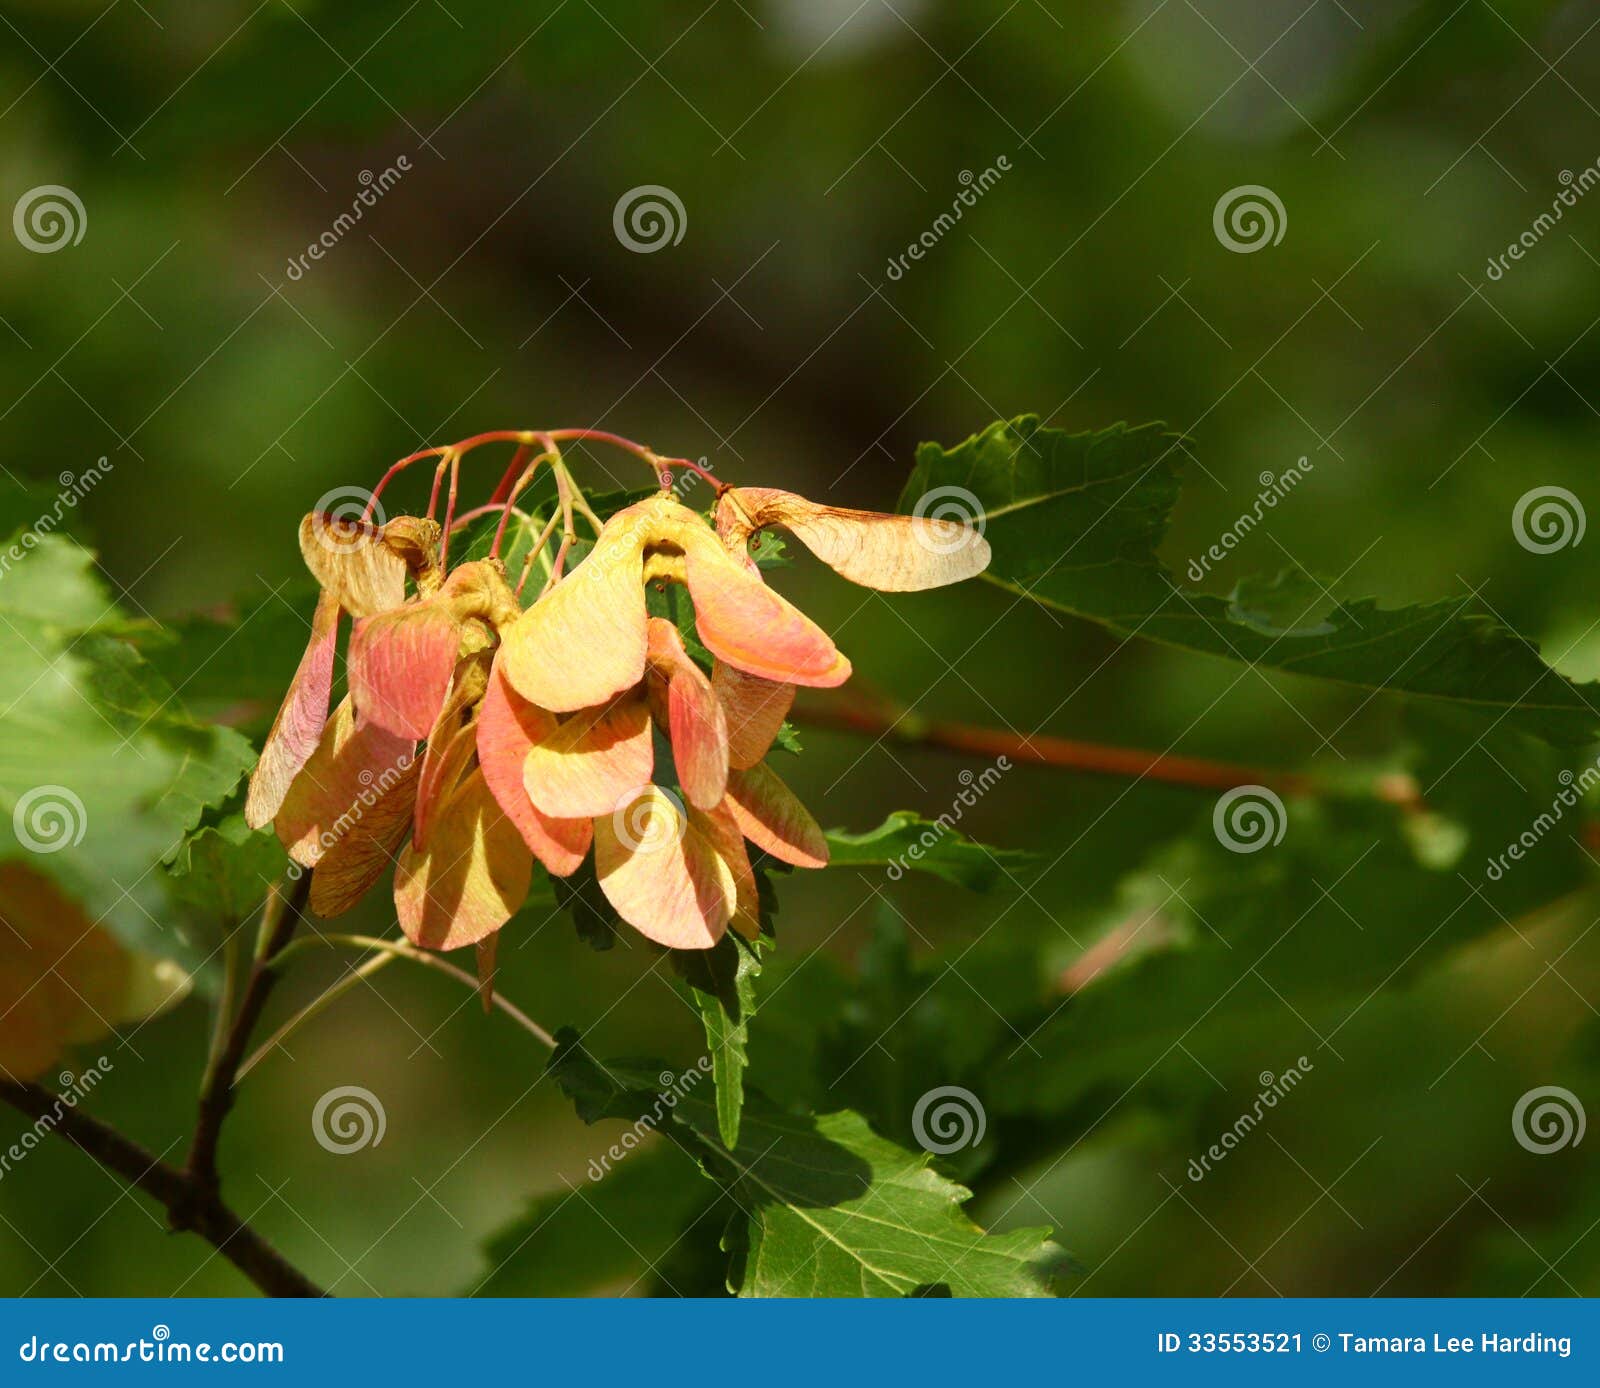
<box><xmin>0</xmin><ymin>871</ymin><xmax>325</xmax><ymax>1296</ymax></box>
<box><xmin>0</xmin><ymin>1079</ymin><xmax>323</xmax><ymax>1297</ymax></box>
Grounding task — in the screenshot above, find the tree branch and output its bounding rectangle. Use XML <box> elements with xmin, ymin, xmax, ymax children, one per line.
<box><xmin>0</xmin><ymin>1079</ymin><xmax>324</xmax><ymax>1298</ymax></box>
<box><xmin>791</xmin><ymin>695</ymin><xmax>1423</xmax><ymax>809</ymax></box>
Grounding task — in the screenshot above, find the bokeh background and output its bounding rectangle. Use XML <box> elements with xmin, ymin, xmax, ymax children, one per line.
<box><xmin>2</xmin><ymin>0</ymin><xmax>1599</xmax><ymax>1296</ymax></box>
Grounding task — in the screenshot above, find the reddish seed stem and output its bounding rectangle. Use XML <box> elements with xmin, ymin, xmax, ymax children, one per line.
<box><xmin>367</xmin><ymin>446</ymin><xmax>450</xmax><ymax>518</ymax></box>
<box><xmin>490</xmin><ymin>447</ymin><xmax>558</xmax><ymax>560</ymax></box>
<box><xmin>658</xmin><ymin>454</ymin><xmax>727</xmax><ymax>491</ymax></box>
<box><xmin>365</xmin><ymin>428</ymin><xmax>725</xmax><ymax>571</ymax></box>
<box><xmin>449</xmin><ymin>503</ymin><xmax>513</xmax><ymax>532</ymax></box>
<box><xmin>541</xmin><ymin>428</ymin><xmax>656</xmax><ymax>460</ymax></box>
<box><xmin>545</xmin><ymin>462</ymin><xmax>578</xmax><ymax>588</ymax></box>
<box><xmin>438</xmin><ymin>453</ymin><xmax>462</xmax><ymax>568</ymax></box>
<box><xmin>426</xmin><ymin>456</ymin><xmax>449</xmax><ymax>520</ymax></box>
<box><xmin>489</xmin><ymin>444</ymin><xmax>535</xmax><ymax>505</ymax></box>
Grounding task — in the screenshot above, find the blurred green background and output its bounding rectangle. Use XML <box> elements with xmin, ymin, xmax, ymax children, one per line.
<box><xmin>2</xmin><ymin>0</ymin><xmax>1599</xmax><ymax>1297</ymax></box>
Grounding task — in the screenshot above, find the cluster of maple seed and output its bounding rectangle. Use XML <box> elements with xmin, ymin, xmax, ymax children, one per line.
<box><xmin>244</xmin><ymin>430</ymin><xmax>989</xmax><ymax>967</ymax></box>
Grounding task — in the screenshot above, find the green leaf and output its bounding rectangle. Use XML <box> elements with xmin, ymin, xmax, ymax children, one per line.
<box><xmin>473</xmin><ymin>1143</ymin><xmax>718</xmax><ymax>1297</ymax></box>
<box><xmin>0</xmin><ymin>529</ymin><xmax>116</xmax><ymax>629</ymax></box>
<box><xmin>142</xmin><ymin>582</ymin><xmax>326</xmax><ymax>730</ymax></box>
<box><xmin>674</xmin><ymin>933</ymin><xmax>769</xmax><ymax>1149</ymax></box>
<box><xmin>545</xmin><ymin>1030</ymin><xmax>1065</xmax><ymax>1298</ymax></box>
<box><xmin>0</xmin><ymin>533</ymin><xmax>255</xmax><ymax>965</ymax></box>
<box><xmin>710</xmin><ymin>1105</ymin><xmax>1064</xmax><ymax>1298</ymax></box>
<box><xmin>825</xmin><ymin>811</ymin><xmax>1038</xmax><ymax>890</ymax></box>
<box><xmin>454</xmin><ymin>506</ymin><xmax>553</xmax><ymax>591</ymax></box>
<box><xmin>165</xmin><ymin>806</ymin><xmax>287</xmax><ymax>929</ymax></box>
<box><xmin>989</xmin><ymin>717</ymin><xmax>1592</xmax><ymax>1122</ymax></box>
<box><xmin>902</xmin><ymin>416</ymin><xmax>1600</xmax><ymax>747</ymax></box>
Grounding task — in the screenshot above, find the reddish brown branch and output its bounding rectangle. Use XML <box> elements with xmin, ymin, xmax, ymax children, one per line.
<box><xmin>792</xmin><ymin>696</ymin><xmax>1421</xmax><ymax>808</ymax></box>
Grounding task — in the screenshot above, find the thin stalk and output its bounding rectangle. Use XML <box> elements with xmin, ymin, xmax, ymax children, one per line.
<box><xmin>267</xmin><ymin>934</ymin><xmax>557</xmax><ymax>1050</ymax></box>
<box><xmin>236</xmin><ymin>953</ymin><xmax>398</xmax><ymax>1083</ymax></box>
<box><xmin>515</xmin><ymin>510</ymin><xmax>562</xmax><ymax>598</ymax></box>
<box><xmin>490</xmin><ymin>447</ymin><xmax>558</xmax><ymax>559</ymax></box>
<box><xmin>188</xmin><ymin>874</ymin><xmax>308</xmax><ymax>1197</ymax></box>
<box><xmin>437</xmin><ymin>451</ymin><xmax>462</xmax><ymax>568</ymax></box>
<box><xmin>198</xmin><ymin>930</ymin><xmax>242</xmax><ymax>1102</ymax></box>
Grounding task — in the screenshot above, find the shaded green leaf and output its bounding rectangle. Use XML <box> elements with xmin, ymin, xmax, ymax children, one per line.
<box><xmin>902</xmin><ymin>416</ymin><xmax>1600</xmax><ymax>747</ymax></box>
<box><xmin>166</xmin><ymin>806</ymin><xmax>287</xmax><ymax>928</ymax></box>
<box><xmin>473</xmin><ymin>1143</ymin><xmax>717</xmax><ymax>1297</ymax></box>
<box><xmin>545</xmin><ymin>1030</ymin><xmax>1064</xmax><ymax>1298</ymax></box>
<box><xmin>990</xmin><ymin>715</ymin><xmax>1593</xmax><ymax>1122</ymax></box>
<box><xmin>142</xmin><ymin>582</ymin><xmax>326</xmax><ymax>730</ymax></box>
<box><xmin>552</xmin><ymin>857</ymin><xmax>620</xmax><ymax>952</ymax></box>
